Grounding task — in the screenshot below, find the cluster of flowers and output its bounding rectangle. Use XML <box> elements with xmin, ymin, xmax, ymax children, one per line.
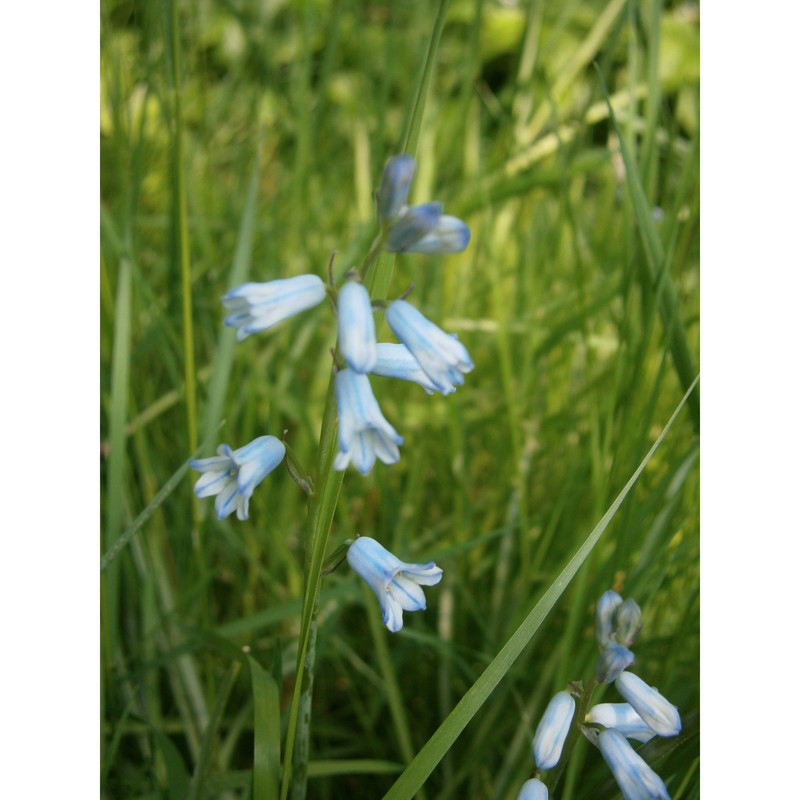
<box><xmin>516</xmin><ymin>590</ymin><xmax>681</xmax><ymax>800</ymax></box>
<box><xmin>190</xmin><ymin>155</ymin><xmax>468</xmax><ymax>630</ymax></box>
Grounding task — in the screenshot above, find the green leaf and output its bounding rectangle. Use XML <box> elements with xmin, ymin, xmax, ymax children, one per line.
<box><xmin>249</xmin><ymin>655</ymin><xmax>282</xmax><ymax>800</ymax></box>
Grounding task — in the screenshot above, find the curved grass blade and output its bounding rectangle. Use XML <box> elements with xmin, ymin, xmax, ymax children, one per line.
<box><xmin>201</xmin><ymin>150</ymin><xmax>261</xmax><ymax>442</ymax></box>
<box><xmin>382</xmin><ymin>375</ymin><xmax>699</xmax><ymax>800</ymax></box>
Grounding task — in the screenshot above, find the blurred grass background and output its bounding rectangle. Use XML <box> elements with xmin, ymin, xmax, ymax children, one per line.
<box><xmin>100</xmin><ymin>0</ymin><xmax>699</xmax><ymax>798</ymax></box>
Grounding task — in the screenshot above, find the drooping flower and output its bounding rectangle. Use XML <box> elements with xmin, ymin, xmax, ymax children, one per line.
<box><xmin>346</xmin><ymin>536</ymin><xmax>443</xmax><ymax>632</ymax></box>
<box><xmin>371</xmin><ymin>342</ymin><xmax>442</xmax><ymax>395</ymax></box>
<box><xmin>400</xmin><ymin>214</ymin><xmax>471</xmax><ymax>254</ymax></box>
<box><xmin>595</xmin><ymin>590</ymin><xmax>624</xmax><ymax>647</ymax></box>
<box><xmin>596</xmin><ymin>728</ymin><xmax>670</xmax><ymax>800</ymax></box>
<box><xmin>385</xmin><ymin>299</ymin><xmax>474</xmax><ymax>394</ymax></box>
<box><xmin>532</xmin><ymin>690</ymin><xmax>576</xmax><ymax>770</ymax></box>
<box><xmin>615</xmin><ymin>672</ymin><xmax>682</xmax><ymax>738</ymax></box>
<box><xmin>595</xmin><ymin>642</ymin><xmax>635</xmax><ymax>684</ymax></box>
<box><xmin>222</xmin><ymin>274</ymin><xmax>326</xmax><ymax>341</ymax></box>
<box><xmin>385</xmin><ymin>202</ymin><xmax>442</xmax><ymax>252</ymax></box>
<box><xmin>516</xmin><ymin>778</ymin><xmax>549</xmax><ymax>800</ymax></box>
<box><xmin>585</xmin><ymin>703</ymin><xmax>657</xmax><ymax>744</ymax></box>
<box><xmin>190</xmin><ymin>435</ymin><xmax>286</xmax><ymax>521</ymax></box>
<box><xmin>334</xmin><ymin>368</ymin><xmax>403</xmax><ymax>474</ymax></box>
<box><xmin>338</xmin><ymin>280</ymin><xmax>377</xmax><ymax>373</ymax></box>
<box><xmin>377</xmin><ymin>154</ymin><xmax>416</xmax><ymax>224</ymax></box>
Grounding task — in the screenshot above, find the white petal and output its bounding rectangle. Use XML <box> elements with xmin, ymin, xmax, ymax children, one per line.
<box><xmin>391</xmin><ymin>574</ymin><xmax>427</xmax><ymax>611</ymax></box>
<box><xmin>193</xmin><ymin>471</ymin><xmax>233</xmax><ymax>498</ymax></box>
<box><xmin>215</xmin><ymin>481</ymin><xmax>239</xmax><ymax>519</ymax></box>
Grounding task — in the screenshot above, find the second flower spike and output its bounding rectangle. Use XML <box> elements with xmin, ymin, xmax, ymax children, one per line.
<box><xmin>346</xmin><ymin>536</ymin><xmax>443</xmax><ymax>632</ymax></box>
<box><xmin>338</xmin><ymin>280</ymin><xmax>377</xmax><ymax>373</ymax></box>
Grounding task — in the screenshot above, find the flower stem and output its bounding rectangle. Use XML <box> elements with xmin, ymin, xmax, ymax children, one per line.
<box><xmin>281</xmin><ymin>3</ymin><xmax>452</xmax><ymax>790</ymax></box>
<box><xmin>359</xmin><ymin>231</ymin><xmax>387</xmax><ymax>283</ymax></box>
<box><xmin>280</xmin><ymin>379</ymin><xmax>343</xmax><ymax>800</ymax></box>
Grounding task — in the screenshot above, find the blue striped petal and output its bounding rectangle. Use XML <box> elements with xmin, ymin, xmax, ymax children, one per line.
<box><xmin>338</xmin><ymin>281</ymin><xmax>378</xmax><ymax>373</ymax></box>
<box><xmin>346</xmin><ymin>537</ymin><xmax>443</xmax><ymax>633</ymax></box>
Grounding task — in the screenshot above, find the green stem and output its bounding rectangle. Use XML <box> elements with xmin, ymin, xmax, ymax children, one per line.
<box><xmin>399</xmin><ymin>0</ymin><xmax>452</xmax><ymax>156</ymax></box>
<box><xmin>170</xmin><ymin>0</ymin><xmax>198</xmax><ymax>457</ymax></box>
<box><xmin>290</xmin><ymin>615</ymin><xmax>318</xmax><ymax>800</ymax></box>
<box><xmin>280</xmin><ymin>382</ymin><xmax>343</xmax><ymax>800</ymax></box>
<box><xmin>359</xmin><ymin>232</ymin><xmax>388</xmax><ymax>284</ymax></box>
<box><xmin>281</xmin><ymin>6</ymin><xmax>454</xmax><ymax>794</ymax></box>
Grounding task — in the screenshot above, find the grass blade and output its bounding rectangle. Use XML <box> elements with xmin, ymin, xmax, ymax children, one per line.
<box><xmin>201</xmin><ymin>151</ymin><xmax>261</xmax><ymax>442</ymax></box>
<box><xmin>249</xmin><ymin>655</ymin><xmax>282</xmax><ymax>800</ymax></box>
<box><xmin>100</xmin><ymin>424</ymin><xmax>223</xmax><ymax>572</ymax></box>
<box><xmin>187</xmin><ymin>660</ymin><xmax>242</xmax><ymax>800</ymax></box>
<box><xmin>595</xmin><ymin>64</ymin><xmax>700</xmax><ymax>431</ymax></box>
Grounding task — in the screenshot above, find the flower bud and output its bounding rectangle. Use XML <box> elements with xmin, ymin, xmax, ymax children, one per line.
<box><xmin>615</xmin><ymin>671</ymin><xmax>681</xmax><ymax>737</ymax></box>
<box><xmin>597</xmin><ymin>728</ymin><xmax>670</xmax><ymax>800</ymax></box>
<box><xmin>385</xmin><ymin>202</ymin><xmax>442</xmax><ymax>252</ymax></box>
<box><xmin>532</xmin><ymin>690</ymin><xmax>575</xmax><ymax>770</ymax></box>
<box><xmin>516</xmin><ymin>778</ymin><xmax>548</xmax><ymax>800</ymax></box>
<box><xmin>402</xmin><ymin>214</ymin><xmax>471</xmax><ymax>254</ymax></box>
<box><xmin>338</xmin><ymin>280</ymin><xmax>377</xmax><ymax>373</ymax></box>
<box><xmin>615</xmin><ymin>599</ymin><xmax>643</xmax><ymax>648</ymax></box>
<box><xmin>595</xmin><ymin>590</ymin><xmax>623</xmax><ymax>647</ymax></box>
<box><xmin>584</xmin><ymin>703</ymin><xmax>656</xmax><ymax>744</ymax></box>
<box><xmin>377</xmin><ymin>155</ymin><xmax>416</xmax><ymax>223</ymax></box>
<box><xmin>595</xmin><ymin>643</ymin><xmax>634</xmax><ymax>684</ymax></box>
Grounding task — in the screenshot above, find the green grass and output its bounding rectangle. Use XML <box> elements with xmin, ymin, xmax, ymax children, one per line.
<box><xmin>101</xmin><ymin>1</ymin><xmax>699</xmax><ymax>798</ymax></box>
